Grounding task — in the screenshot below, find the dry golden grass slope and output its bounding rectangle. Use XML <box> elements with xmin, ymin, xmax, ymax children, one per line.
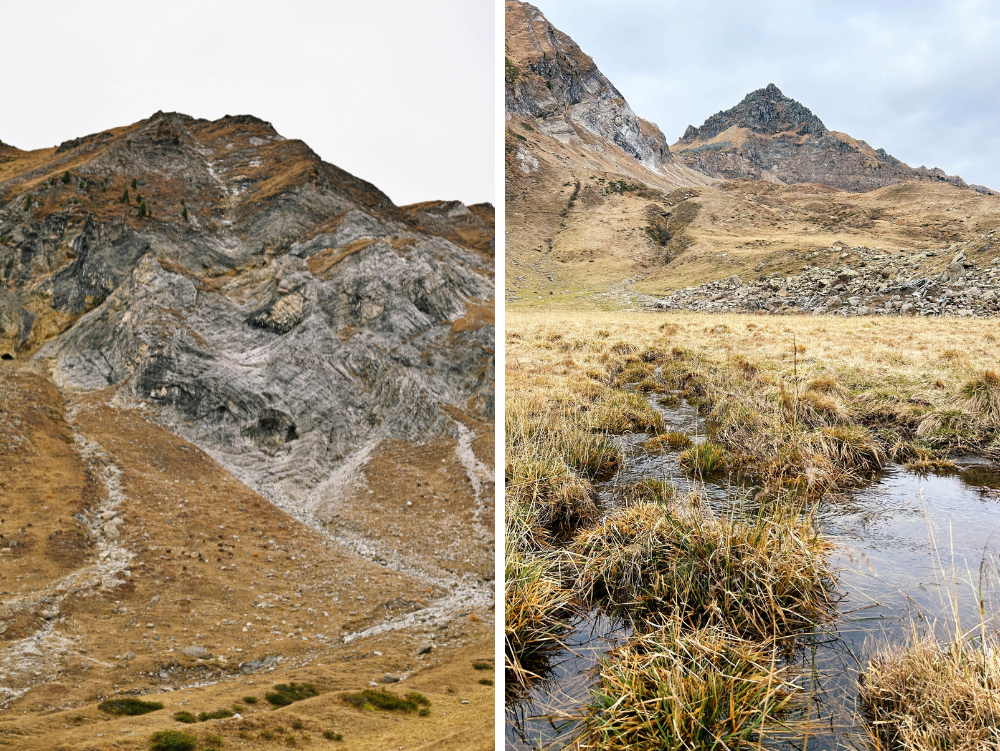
<box><xmin>0</xmin><ymin>362</ymin><xmax>494</xmax><ymax>750</ymax></box>
<box><xmin>504</xmin><ymin>4</ymin><xmax>1000</xmax><ymax>308</ymax></box>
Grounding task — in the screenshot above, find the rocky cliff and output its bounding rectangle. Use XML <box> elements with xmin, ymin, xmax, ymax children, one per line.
<box><xmin>0</xmin><ymin>111</ymin><xmax>494</xmax><ymax>522</ymax></box>
<box><xmin>673</xmin><ymin>84</ymin><xmax>985</xmax><ymax>193</ymax></box>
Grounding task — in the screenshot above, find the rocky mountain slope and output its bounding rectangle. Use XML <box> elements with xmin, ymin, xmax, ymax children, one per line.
<box><xmin>673</xmin><ymin>84</ymin><xmax>992</xmax><ymax>195</ymax></box>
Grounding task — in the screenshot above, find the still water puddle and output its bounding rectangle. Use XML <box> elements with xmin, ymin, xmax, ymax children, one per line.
<box><xmin>506</xmin><ymin>397</ymin><xmax>1000</xmax><ymax>750</ymax></box>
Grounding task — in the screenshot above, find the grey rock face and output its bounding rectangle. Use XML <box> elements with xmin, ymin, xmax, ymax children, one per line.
<box><xmin>0</xmin><ymin>111</ymin><xmax>494</xmax><ymax>525</ymax></box>
<box><xmin>505</xmin><ymin>2</ymin><xmax>674</xmax><ymax>174</ymax></box>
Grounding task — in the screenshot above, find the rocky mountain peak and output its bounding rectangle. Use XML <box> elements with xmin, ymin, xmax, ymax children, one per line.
<box><xmin>683</xmin><ymin>83</ymin><xmax>827</xmax><ymax>143</ymax></box>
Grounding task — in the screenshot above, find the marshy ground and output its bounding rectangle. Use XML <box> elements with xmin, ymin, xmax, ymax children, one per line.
<box><xmin>505</xmin><ymin>309</ymin><xmax>1000</xmax><ymax>750</ymax></box>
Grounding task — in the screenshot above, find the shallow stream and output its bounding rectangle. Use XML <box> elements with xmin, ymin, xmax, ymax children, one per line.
<box><xmin>506</xmin><ymin>396</ymin><xmax>1000</xmax><ymax>750</ymax></box>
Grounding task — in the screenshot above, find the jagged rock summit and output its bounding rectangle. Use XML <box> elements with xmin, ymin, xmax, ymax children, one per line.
<box><xmin>504</xmin><ymin>0</ymin><xmax>710</xmax><ymax>188</ymax></box>
<box><xmin>0</xmin><ymin>110</ymin><xmax>494</xmax><ymax>525</ymax></box>
<box><xmin>674</xmin><ymin>84</ymin><xmax>984</xmax><ymax>193</ymax></box>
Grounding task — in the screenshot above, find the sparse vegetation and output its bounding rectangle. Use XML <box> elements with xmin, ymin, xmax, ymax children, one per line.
<box><xmin>98</xmin><ymin>697</ymin><xmax>164</xmax><ymax>715</ymax></box>
<box><xmin>322</xmin><ymin>730</ymin><xmax>343</xmax><ymax>741</ymax></box>
<box><xmin>472</xmin><ymin>660</ymin><xmax>492</xmax><ymax>670</ymax></box>
<box><xmin>265</xmin><ymin>682</ymin><xmax>319</xmax><ymax>707</ymax></box>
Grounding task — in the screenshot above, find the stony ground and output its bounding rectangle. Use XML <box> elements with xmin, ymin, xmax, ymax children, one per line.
<box><xmin>653</xmin><ymin>233</ymin><xmax>1000</xmax><ymax>317</ymax></box>
<box><xmin>0</xmin><ymin>362</ymin><xmax>494</xmax><ymax>750</ymax></box>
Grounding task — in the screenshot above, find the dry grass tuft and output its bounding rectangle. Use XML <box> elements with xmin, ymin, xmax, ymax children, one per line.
<box><xmin>570</xmin><ymin>498</ymin><xmax>835</xmax><ymax>639</ymax></box>
<box><xmin>575</xmin><ymin>622</ymin><xmax>795</xmax><ymax>751</ymax></box>
<box><xmin>859</xmin><ymin>632</ymin><xmax>1000</xmax><ymax>751</ymax></box>
<box><xmin>962</xmin><ymin>369</ymin><xmax>1000</xmax><ymax>425</ymax></box>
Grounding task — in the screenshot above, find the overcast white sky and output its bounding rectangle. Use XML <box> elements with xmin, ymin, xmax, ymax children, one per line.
<box><xmin>536</xmin><ymin>0</ymin><xmax>1000</xmax><ymax>190</ymax></box>
<box><xmin>0</xmin><ymin>0</ymin><xmax>494</xmax><ymax>206</ymax></box>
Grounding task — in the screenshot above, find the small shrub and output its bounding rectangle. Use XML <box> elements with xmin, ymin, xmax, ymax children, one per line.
<box><xmin>231</xmin><ymin>703</ymin><xmax>243</xmax><ymax>712</ymax></box>
<box><xmin>406</xmin><ymin>692</ymin><xmax>430</xmax><ymax>706</ymax></box>
<box><xmin>478</xmin><ymin>678</ymin><xmax>494</xmax><ymax>686</ymax></box>
<box><xmin>132</xmin><ymin>178</ymin><xmax>138</xmax><ymax>189</ymax></box>
<box><xmin>322</xmin><ymin>730</ymin><xmax>343</xmax><ymax>741</ymax></box>
<box><xmin>173</xmin><ymin>136</ymin><xmax>180</xmax><ymax>145</ymax></box>
<box><xmin>98</xmin><ymin>697</ymin><xmax>164</xmax><ymax>716</ymax></box>
<box><xmin>342</xmin><ymin>689</ymin><xmax>423</xmax><ymax>713</ymax></box>
<box><xmin>260</xmin><ymin>730</ymin><xmax>275</xmax><ymax>740</ymax></box>
<box><xmin>138</xmin><ymin>201</ymin><xmax>147</xmax><ymax>218</ymax></box>
<box><xmin>419</xmin><ymin>707</ymin><xmax>431</xmax><ymax>716</ymax></box>
<box><xmin>197</xmin><ymin>708</ymin><xmax>235</xmax><ymax>721</ymax></box>
<box><xmin>265</xmin><ymin>683</ymin><xmax>319</xmax><ymax>707</ymax></box>
<box><xmin>291</xmin><ymin>720</ymin><xmax>303</xmax><ymax>730</ymax></box>
<box><xmin>472</xmin><ymin>660</ymin><xmax>492</xmax><ymax>670</ymax></box>
<box><xmin>182</xmin><ymin>206</ymin><xmax>189</xmax><ymax>221</ymax></box>
<box><xmin>149</xmin><ymin>729</ymin><xmax>197</xmax><ymax>751</ymax></box>
<box><xmin>61</xmin><ymin>170</ymin><xmax>71</xmax><ymax>184</ymax></box>
<box><xmin>24</xmin><ymin>195</ymin><xmax>32</xmax><ymax>210</ymax></box>
<box><xmin>122</xmin><ymin>188</ymin><xmax>130</xmax><ymax>204</ymax></box>
<box><xmin>243</xmin><ymin>695</ymin><xmax>258</xmax><ymax>704</ymax></box>
<box><xmin>173</xmin><ymin>710</ymin><xmax>197</xmax><ymax>723</ymax></box>
<box><xmin>202</xmin><ymin>733</ymin><xmax>223</xmax><ymax>749</ymax></box>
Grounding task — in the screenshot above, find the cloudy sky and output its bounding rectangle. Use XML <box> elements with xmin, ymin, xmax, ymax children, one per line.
<box><xmin>0</xmin><ymin>0</ymin><xmax>494</xmax><ymax>206</ymax></box>
<box><xmin>537</xmin><ymin>0</ymin><xmax>1000</xmax><ymax>190</ymax></box>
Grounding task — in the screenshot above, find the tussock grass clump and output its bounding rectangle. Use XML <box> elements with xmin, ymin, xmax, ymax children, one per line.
<box><xmin>172</xmin><ymin>711</ymin><xmax>197</xmax><ymax>723</ymax></box>
<box><xmin>642</xmin><ymin>430</ymin><xmax>691</xmax><ymax>453</ymax></box>
<box><xmin>588</xmin><ymin>391</ymin><xmax>664</xmax><ymax>434</ymax></box>
<box><xmin>962</xmin><ymin>369</ymin><xmax>1000</xmax><ymax>425</ymax></box>
<box><xmin>613</xmin><ymin>478</ymin><xmax>676</xmax><ymax>505</ymax></box>
<box><xmin>678</xmin><ymin>441</ymin><xmax>726</xmax><ymax>477</ymax></box>
<box><xmin>575</xmin><ymin>623</ymin><xmax>795</xmax><ymax>751</ymax></box>
<box><xmin>818</xmin><ymin>424</ymin><xmax>885</xmax><ymax>474</ymax></box>
<box><xmin>149</xmin><ymin>729</ymin><xmax>197</xmax><ymax>751</ymax></box>
<box><xmin>505</xmin><ymin>455</ymin><xmax>597</xmax><ymax>536</ymax></box>
<box><xmin>98</xmin><ymin>697</ymin><xmax>164</xmax><ymax>715</ymax></box>
<box><xmin>505</xmin><ymin>540</ymin><xmax>574</xmax><ymax>680</ymax></box>
<box><xmin>265</xmin><ymin>683</ymin><xmax>319</xmax><ymax>707</ymax></box>
<box><xmin>859</xmin><ymin>633</ymin><xmax>1000</xmax><ymax>751</ymax></box>
<box><xmin>571</xmin><ymin>499</ymin><xmax>834</xmax><ymax>639</ymax></box>
<box><xmin>342</xmin><ymin>689</ymin><xmax>427</xmax><ymax>713</ymax></box>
